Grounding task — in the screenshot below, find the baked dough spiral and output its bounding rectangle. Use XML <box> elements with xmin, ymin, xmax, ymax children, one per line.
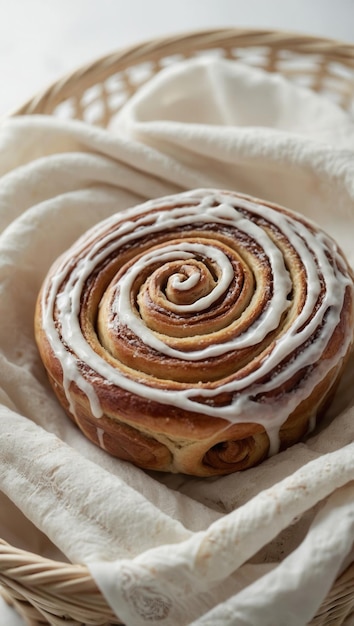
<box><xmin>35</xmin><ymin>189</ymin><xmax>354</xmax><ymax>476</ymax></box>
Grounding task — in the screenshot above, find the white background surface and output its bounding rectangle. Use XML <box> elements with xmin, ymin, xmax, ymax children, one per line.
<box><xmin>0</xmin><ymin>0</ymin><xmax>353</xmax><ymax>624</ymax></box>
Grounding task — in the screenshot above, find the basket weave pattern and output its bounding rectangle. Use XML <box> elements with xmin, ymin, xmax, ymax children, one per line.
<box><xmin>1</xmin><ymin>28</ymin><xmax>354</xmax><ymax>626</ymax></box>
<box><xmin>14</xmin><ymin>28</ymin><xmax>354</xmax><ymax>125</ymax></box>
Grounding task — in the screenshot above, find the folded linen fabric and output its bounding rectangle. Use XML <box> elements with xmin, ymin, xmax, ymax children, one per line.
<box><xmin>0</xmin><ymin>56</ymin><xmax>354</xmax><ymax>625</ymax></box>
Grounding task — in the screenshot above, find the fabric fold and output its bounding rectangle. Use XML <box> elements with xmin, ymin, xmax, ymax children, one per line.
<box><xmin>0</xmin><ymin>55</ymin><xmax>354</xmax><ymax>624</ymax></box>
<box><xmin>88</xmin><ymin>446</ymin><xmax>354</xmax><ymax>625</ymax></box>
<box><xmin>0</xmin><ymin>407</ymin><xmax>195</xmax><ymax>562</ymax></box>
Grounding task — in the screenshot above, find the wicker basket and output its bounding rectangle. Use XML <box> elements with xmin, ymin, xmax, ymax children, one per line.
<box><xmin>1</xmin><ymin>27</ymin><xmax>354</xmax><ymax>626</ymax></box>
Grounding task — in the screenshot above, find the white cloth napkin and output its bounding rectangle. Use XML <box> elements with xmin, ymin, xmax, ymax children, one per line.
<box><xmin>1</xmin><ymin>57</ymin><xmax>354</xmax><ymax>625</ymax></box>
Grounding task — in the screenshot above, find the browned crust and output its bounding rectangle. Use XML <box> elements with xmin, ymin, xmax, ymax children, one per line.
<box><xmin>35</xmin><ymin>282</ymin><xmax>354</xmax><ymax>477</ymax></box>
<box><xmin>34</xmin><ymin>192</ymin><xmax>354</xmax><ymax>477</ymax></box>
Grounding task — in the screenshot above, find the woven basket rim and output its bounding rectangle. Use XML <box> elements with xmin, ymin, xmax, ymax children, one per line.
<box><xmin>10</xmin><ymin>25</ymin><xmax>354</xmax><ymax>118</ymax></box>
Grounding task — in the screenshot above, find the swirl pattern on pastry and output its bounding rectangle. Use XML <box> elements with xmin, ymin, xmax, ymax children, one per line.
<box><xmin>35</xmin><ymin>189</ymin><xmax>354</xmax><ymax>475</ymax></box>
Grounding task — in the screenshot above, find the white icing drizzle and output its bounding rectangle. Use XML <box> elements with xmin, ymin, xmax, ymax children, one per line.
<box><xmin>118</xmin><ymin>243</ymin><xmax>235</xmax><ymax>315</ymax></box>
<box><xmin>96</xmin><ymin>427</ymin><xmax>106</xmax><ymax>450</ymax></box>
<box><xmin>170</xmin><ymin>270</ymin><xmax>200</xmax><ymax>291</ymax></box>
<box><xmin>41</xmin><ymin>190</ymin><xmax>354</xmax><ymax>454</ymax></box>
<box><xmin>306</xmin><ymin>414</ymin><xmax>317</xmax><ymax>437</ymax></box>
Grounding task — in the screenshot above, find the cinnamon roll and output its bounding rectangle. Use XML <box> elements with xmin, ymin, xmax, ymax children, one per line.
<box><xmin>34</xmin><ymin>189</ymin><xmax>354</xmax><ymax>476</ymax></box>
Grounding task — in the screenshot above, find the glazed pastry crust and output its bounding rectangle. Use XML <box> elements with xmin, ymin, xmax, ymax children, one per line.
<box><xmin>34</xmin><ymin>189</ymin><xmax>354</xmax><ymax>476</ymax></box>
